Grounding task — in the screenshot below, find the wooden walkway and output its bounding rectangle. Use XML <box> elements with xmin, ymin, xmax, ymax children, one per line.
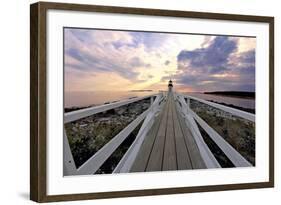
<box><xmin>131</xmin><ymin>92</ymin><xmax>206</xmax><ymax>172</ymax></box>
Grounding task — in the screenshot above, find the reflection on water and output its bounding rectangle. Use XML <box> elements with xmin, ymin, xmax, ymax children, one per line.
<box><xmin>184</xmin><ymin>92</ymin><xmax>255</xmax><ymax>109</ymax></box>
<box><xmin>64</xmin><ymin>91</ymin><xmax>157</xmax><ymax>108</ymax></box>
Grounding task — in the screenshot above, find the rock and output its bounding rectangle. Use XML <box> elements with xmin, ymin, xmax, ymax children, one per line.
<box><xmin>116</xmin><ymin>107</ymin><xmax>126</xmax><ymax>115</ymax></box>
<box><xmin>72</xmin><ymin>127</ymin><xmax>78</xmax><ymax>132</ymax></box>
<box><xmin>98</xmin><ymin>117</ymin><xmax>111</xmax><ymax>122</ymax></box>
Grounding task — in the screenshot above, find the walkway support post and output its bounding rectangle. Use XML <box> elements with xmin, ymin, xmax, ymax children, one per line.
<box><xmin>150</xmin><ymin>96</ymin><xmax>154</xmax><ymax>107</ymax></box>
<box><xmin>186</xmin><ymin>97</ymin><xmax>190</xmax><ymax>113</ymax></box>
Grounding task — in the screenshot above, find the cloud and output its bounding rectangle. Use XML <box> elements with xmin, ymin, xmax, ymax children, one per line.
<box><xmin>129</xmin><ymin>57</ymin><xmax>151</xmax><ymax>68</ymax></box>
<box><xmin>177</xmin><ymin>36</ymin><xmax>237</xmax><ymax>74</ymax></box>
<box><xmin>200</xmin><ymin>36</ymin><xmax>213</xmax><ymax>48</ymax></box>
<box><xmin>64</xmin><ymin>28</ymin><xmax>256</xmax><ymax>92</ymax></box>
<box><xmin>130</xmin><ymin>32</ymin><xmax>168</xmax><ymax>50</ymax></box>
<box><xmin>164</xmin><ymin>60</ymin><xmax>170</xmax><ymax>66</ymax></box>
<box><xmin>163</xmin><ymin>36</ymin><xmax>255</xmax><ymax>92</ymax></box>
<box><xmin>147</xmin><ymin>74</ymin><xmax>154</xmax><ymax>79</ymax></box>
<box><xmin>237</xmin><ymin>49</ymin><xmax>255</xmax><ymax>64</ymax></box>
<box><xmin>112</xmin><ymin>41</ymin><xmax>137</xmax><ymax>49</ymax></box>
<box><xmin>65</xmin><ymin>46</ymin><xmax>140</xmax><ymax>79</ymax></box>
<box><xmin>64</xmin><ymin>29</ymin><xmax>150</xmax><ymax>81</ymax></box>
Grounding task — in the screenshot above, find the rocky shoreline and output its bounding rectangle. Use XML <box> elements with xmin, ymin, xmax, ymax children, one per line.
<box><xmin>190</xmin><ymin>99</ymin><xmax>255</xmax><ymax>166</ymax></box>
<box><xmin>65</xmin><ymin>98</ymin><xmax>151</xmax><ymax>170</ymax></box>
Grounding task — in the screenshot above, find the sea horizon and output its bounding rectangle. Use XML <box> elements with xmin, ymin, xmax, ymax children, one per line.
<box><xmin>64</xmin><ymin>90</ymin><xmax>255</xmax><ymax>110</ymax></box>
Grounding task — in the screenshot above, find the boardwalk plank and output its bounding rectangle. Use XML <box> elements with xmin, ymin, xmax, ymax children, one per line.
<box><xmin>145</xmin><ymin>98</ymin><xmax>169</xmax><ymax>172</ymax></box>
<box><xmin>130</xmin><ymin>109</ymin><xmax>164</xmax><ymax>172</ymax></box>
<box><xmin>130</xmin><ymin>92</ymin><xmax>207</xmax><ymax>173</ymax></box>
<box><xmin>162</xmin><ymin>94</ymin><xmax>177</xmax><ymax>170</ymax></box>
<box><xmin>172</xmin><ymin>101</ymin><xmax>193</xmax><ymax>170</ymax></box>
<box><xmin>177</xmin><ymin>109</ymin><xmax>206</xmax><ymax>169</ymax></box>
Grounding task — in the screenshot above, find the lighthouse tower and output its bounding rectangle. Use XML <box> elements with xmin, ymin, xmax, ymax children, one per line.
<box><xmin>168</xmin><ymin>79</ymin><xmax>173</xmax><ymax>93</ymax></box>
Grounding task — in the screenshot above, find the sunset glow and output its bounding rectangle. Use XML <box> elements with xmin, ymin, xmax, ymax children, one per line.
<box><xmin>64</xmin><ymin>28</ymin><xmax>255</xmax><ymax>92</ymax></box>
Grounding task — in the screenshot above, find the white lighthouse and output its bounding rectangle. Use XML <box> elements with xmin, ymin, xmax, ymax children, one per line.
<box><xmin>168</xmin><ymin>79</ymin><xmax>173</xmax><ymax>93</ymax></box>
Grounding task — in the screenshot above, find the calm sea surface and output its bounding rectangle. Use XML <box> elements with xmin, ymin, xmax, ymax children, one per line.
<box><xmin>184</xmin><ymin>92</ymin><xmax>255</xmax><ymax>109</ymax></box>
<box><xmin>65</xmin><ymin>91</ymin><xmax>255</xmax><ymax>110</ymax></box>
<box><xmin>64</xmin><ymin>91</ymin><xmax>157</xmax><ymax>108</ymax></box>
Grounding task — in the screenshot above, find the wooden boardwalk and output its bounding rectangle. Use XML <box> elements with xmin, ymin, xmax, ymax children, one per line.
<box><xmin>131</xmin><ymin>92</ymin><xmax>206</xmax><ymax>172</ymax></box>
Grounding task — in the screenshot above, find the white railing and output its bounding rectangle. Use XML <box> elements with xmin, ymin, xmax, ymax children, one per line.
<box><xmin>175</xmin><ymin>93</ymin><xmax>254</xmax><ymax>168</ymax></box>
<box><xmin>63</xmin><ymin>93</ymin><xmax>165</xmax><ymax>176</ymax></box>
<box><xmin>184</xmin><ymin>95</ymin><xmax>255</xmax><ymax>122</ymax></box>
<box><xmin>65</xmin><ymin>94</ymin><xmax>158</xmax><ymax>123</ymax></box>
<box><xmin>175</xmin><ymin>95</ymin><xmax>221</xmax><ymax>168</ymax></box>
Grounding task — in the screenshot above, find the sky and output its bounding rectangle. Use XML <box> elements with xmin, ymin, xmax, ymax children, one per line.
<box><xmin>64</xmin><ymin>28</ymin><xmax>256</xmax><ymax>93</ymax></box>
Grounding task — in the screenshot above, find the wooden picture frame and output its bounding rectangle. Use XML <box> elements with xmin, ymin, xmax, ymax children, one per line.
<box><xmin>30</xmin><ymin>1</ymin><xmax>274</xmax><ymax>202</ymax></box>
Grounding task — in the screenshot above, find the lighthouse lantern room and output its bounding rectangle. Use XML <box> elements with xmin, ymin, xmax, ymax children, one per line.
<box><xmin>168</xmin><ymin>79</ymin><xmax>173</xmax><ymax>92</ymax></box>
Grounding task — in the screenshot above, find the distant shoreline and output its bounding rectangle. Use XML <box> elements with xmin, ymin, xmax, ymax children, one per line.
<box><xmin>129</xmin><ymin>89</ymin><xmax>153</xmax><ymax>92</ymax></box>
<box><xmin>204</xmin><ymin>91</ymin><xmax>255</xmax><ymax>99</ymax></box>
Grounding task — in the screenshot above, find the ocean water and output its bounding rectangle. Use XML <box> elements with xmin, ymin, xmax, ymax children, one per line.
<box><xmin>65</xmin><ymin>91</ymin><xmax>255</xmax><ymax>110</ymax></box>
<box><xmin>184</xmin><ymin>92</ymin><xmax>255</xmax><ymax>109</ymax></box>
<box><xmin>64</xmin><ymin>91</ymin><xmax>157</xmax><ymax>108</ymax></box>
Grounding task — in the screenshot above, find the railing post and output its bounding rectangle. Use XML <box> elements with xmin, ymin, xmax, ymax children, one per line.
<box><xmin>63</xmin><ymin>129</ymin><xmax>77</xmax><ymax>176</ymax></box>
<box><xmin>178</xmin><ymin>95</ymin><xmax>188</xmax><ymax>117</ymax></box>
<box><xmin>186</xmin><ymin>97</ymin><xmax>190</xmax><ymax>113</ymax></box>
